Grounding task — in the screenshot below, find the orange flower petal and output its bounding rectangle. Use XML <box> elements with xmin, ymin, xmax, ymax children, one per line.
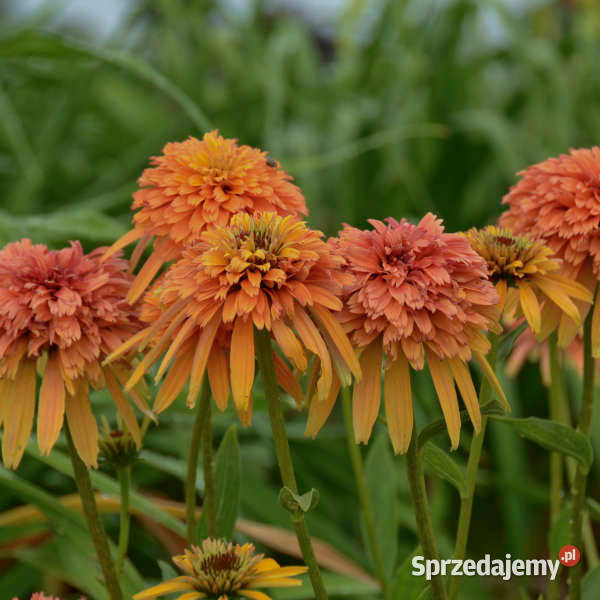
<box><xmin>207</xmin><ymin>345</ymin><xmax>230</xmax><ymax>412</ymax></box>
<box><xmin>273</xmin><ymin>353</ymin><xmax>304</xmax><ymax>409</ymax></box>
<box><xmin>238</xmin><ymin>591</ymin><xmax>271</xmax><ymax>600</ymax></box>
<box><xmin>352</xmin><ymin>338</ymin><xmax>382</xmax><ymax>444</ymax></box>
<box><xmin>426</xmin><ymin>350</ymin><xmax>460</xmax><ymax>450</ymax></box>
<box><xmin>472</xmin><ymin>351</ymin><xmax>509</xmax><ymax>412</ymax></box>
<box><xmin>65</xmin><ymin>380</ymin><xmax>98</xmax><ymax>468</ymax></box>
<box><xmin>271</xmin><ymin>319</ymin><xmax>307</xmax><ymax>372</ymax></box>
<box><xmin>384</xmin><ymin>352</ymin><xmax>413</xmax><ymax>454</ymax></box>
<box><xmin>153</xmin><ymin>340</ymin><xmax>195</xmax><ymax>414</ymax></box>
<box><xmin>534</xmin><ymin>277</ymin><xmax>581</xmax><ymax>325</ymax></box>
<box><xmin>305</xmin><ymin>372</ymin><xmax>340</xmax><ymax>438</ymax></box>
<box><xmin>518</xmin><ymin>281</ymin><xmax>541</xmax><ymax>333</ymax></box>
<box><xmin>187</xmin><ymin>310</ymin><xmax>222</xmax><ymax>408</ymax></box>
<box><xmin>2</xmin><ymin>360</ymin><xmax>37</xmax><ymax>469</ymax></box>
<box><xmin>37</xmin><ymin>352</ymin><xmax>66</xmax><ymax>455</ymax></box>
<box><xmin>230</xmin><ymin>317</ymin><xmax>255</xmax><ymax>411</ymax></box>
<box><xmin>104</xmin><ymin>367</ymin><xmax>141</xmax><ymax>447</ymax></box>
<box><xmin>132</xmin><ymin>577</ymin><xmax>195</xmax><ymax>599</ymax></box>
<box><xmin>448</xmin><ymin>357</ymin><xmax>481</xmax><ymax>433</ymax></box>
<box><xmin>0</xmin><ymin>377</ymin><xmax>10</xmax><ymax>429</ymax></box>
<box><xmin>127</xmin><ymin>240</ymin><xmax>171</xmax><ymax>304</ymax></box>
<box><xmin>101</xmin><ymin>226</ymin><xmax>144</xmax><ymax>263</ymax></box>
<box><xmin>156</xmin><ymin>318</ymin><xmax>197</xmax><ymax>382</ymax></box>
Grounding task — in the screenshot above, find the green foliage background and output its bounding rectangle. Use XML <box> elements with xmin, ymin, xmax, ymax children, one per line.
<box><xmin>1</xmin><ymin>1</ymin><xmax>600</xmax><ymax>599</ymax></box>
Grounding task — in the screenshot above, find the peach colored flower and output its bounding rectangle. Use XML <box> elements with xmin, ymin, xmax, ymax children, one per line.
<box><xmin>0</xmin><ymin>240</ymin><xmax>146</xmax><ymax>469</ymax></box>
<box><xmin>319</xmin><ymin>213</ymin><xmax>506</xmax><ymax>453</ymax></box>
<box><xmin>465</xmin><ymin>226</ymin><xmax>592</xmax><ymax>342</ymax></box>
<box><xmin>105</xmin><ymin>212</ymin><xmax>360</xmax><ymax>425</ymax></box>
<box><xmin>103</xmin><ymin>131</ymin><xmax>307</xmax><ymax>304</ymax></box>
<box><xmin>12</xmin><ymin>594</ymin><xmax>86</xmax><ymax>600</ymax></box>
<box><xmin>500</xmin><ymin>147</ymin><xmax>600</xmax><ymax>352</ymax></box>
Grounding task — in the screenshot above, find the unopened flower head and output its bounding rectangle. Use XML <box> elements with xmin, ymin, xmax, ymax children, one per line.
<box><xmin>0</xmin><ymin>239</ymin><xmax>145</xmax><ymax>469</ymax></box>
<box><xmin>104</xmin><ymin>130</ymin><xmax>308</xmax><ymax>303</ymax></box>
<box><xmin>98</xmin><ymin>417</ymin><xmax>139</xmax><ymax>471</ymax></box>
<box><xmin>466</xmin><ymin>226</ymin><xmax>591</xmax><ymax>343</ymax></box>
<box><xmin>322</xmin><ymin>213</ymin><xmax>507</xmax><ymax>453</ymax></box>
<box><xmin>133</xmin><ymin>538</ymin><xmax>307</xmax><ymax>600</ymax></box>
<box><xmin>106</xmin><ymin>212</ymin><xmax>361</xmax><ymax>425</ymax></box>
<box><xmin>500</xmin><ymin>147</ymin><xmax>600</xmax><ymax>353</ymax></box>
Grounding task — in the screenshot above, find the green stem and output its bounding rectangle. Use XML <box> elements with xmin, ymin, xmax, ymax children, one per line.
<box><xmin>548</xmin><ymin>334</ymin><xmax>564</xmax><ymax>600</ymax></box>
<box><xmin>201</xmin><ymin>400</ymin><xmax>217</xmax><ymax>538</ymax></box>
<box><xmin>254</xmin><ymin>327</ymin><xmax>328</xmax><ymax>600</ymax></box>
<box><xmin>569</xmin><ymin>300</ymin><xmax>597</xmax><ymax>600</ymax></box>
<box><xmin>341</xmin><ymin>387</ymin><xmax>389</xmax><ymax>599</ymax></box>
<box><xmin>186</xmin><ymin>377</ymin><xmax>215</xmax><ymax>544</ymax></box>
<box><xmin>449</xmin><ymin>337</ymin><xmax>498</xmax><ymax>600</ymax></box>
<box><xmin>116</xmin><ymin>466</ymin><xmax>131</xmax><ymax>575</ymax></box>
<box><xmin>406</xmin><ymin>429</ymin><xmax>448</xmax><ymax>600</ymax></box>
<box><xmin>65</xmin><ymin>425</ymin><xmax>122</xmax><ymax>600</ymax></box>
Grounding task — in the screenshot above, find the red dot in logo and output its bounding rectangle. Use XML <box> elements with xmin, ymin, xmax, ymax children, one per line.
<box><xmin>559</xmin><ymin>545</ymin><xmax>581</xmax><ymax>567</ymax></box>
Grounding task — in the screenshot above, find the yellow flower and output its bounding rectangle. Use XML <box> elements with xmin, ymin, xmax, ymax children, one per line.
<box><xmin>133</xmin><ymin>539</ymin><xmax>307</xmax><ymax>600</ymax></box>
<box><xmin>466</xmin><ymin>226</ymin><xmax>592</xmax><ymax>346</ymax></box>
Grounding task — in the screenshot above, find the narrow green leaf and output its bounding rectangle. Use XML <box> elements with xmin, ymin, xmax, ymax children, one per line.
<box><xmin>422</xmin><ymin>442</ymin><xmax>466</xmax><ymax>497</ymax></box>
<box><xmin>391</xmin><ymin>546</ymin><xmax>430</xmax><ymax>600</ymax></box>
<box><xmin>214</xmin><ymin>424</ymin><xmax>241</xmax><ymax>539</ymax></box>
<box><xmin>583</xmin><ymin>566</ymin><xmax>600</xmax><ymax>600</ymax></box>
<box><xmin>489</xmin><ymin>416</ymin><xmax>593</xmax><ymax>472</ymax></box>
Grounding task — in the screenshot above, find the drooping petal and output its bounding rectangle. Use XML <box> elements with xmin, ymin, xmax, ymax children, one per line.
<box><xmin>305</xmin><ymin>372</ymin><xmax>341</xmax><ymax>438</ymax></box>
<box><xmin>230</xmin><ymin>317</ymin><xmax>255</xmax><ymax>411</ymax></box>
<box><xmin>352</xmin><ymin>338</ymin><xmax>382</xmax><ymax>444</ymax></box>
<box><xmin>2</xmin><ymin>360</ymin><xmax>37</xmax><ymax>469</ymax></box>
<box><xmin>426</xmin><ymin>350</ymin><xmax>460</xmax><ymax>450</ymax></box>
<box><xmin>207</xmin><ymin>345</ymin><xmax>230</xmax><ymax>411</ymax></box>
<box><xmin>238</xmin><ymin>591</ymin><xmax>272</xmax><ymax>600</ymax></box>
<box><xmin>448</xmin><ymin>357</ymin><xmax>481</xmax><ymax>433</ymax></box>
<box><xmin>101</xmin><ymin>226</ymin><xmax>144</xmax><ymax>263</ymax></box>
<box><xmin>153</xmin><ymin>340</ymin><xmax>195</xmax><ymax>413</ymax></box>
<box><xmin>517</xmin><ymin>281</ymin><xmax>541</xmax><ymax>333</ymax></box>
<box><xmin>0</xmin><ymin>377</ymin><xmax>10</xmax><ymax>428</ymax></box>
<box><xmin>188</xmin><ymin>311</ymin><xmax>222</xmax><ymax>408</ymax></box>
<box><xmin>65</xmin><ymin>380</ymin><xmax>98</xmax><ymax>468</ymax></box>
<box><xmin>533</xmin><ymin>278</ymin><xmax>581</xmax><ymax>325</ymax></box>
<box><xmin>104</xmin><ymin>367</ymin><xmax>141</xmax><ymax>446</ymax></box>
<box><xmin>37</xmin><ymin>352</ymin><xmax>66</xmax><ymax>455</ymax></box>
<box><xmin>384</xmin><ymin>353</ymin><xmax>413</xmax><ymax>454</ymax></box>
<box><xmin>128</xmin><ymin>239</ymin><xmax>177</xmax><ymax>304</ymax></box>
<box><xmin>132</xmin><ymin>577</ymin><xmax>195</xmax><ymax>600</ymax></box>
<box><xmin>271</xmin><ymin>319</ymin><xmax>307</xmax><ymax>371</ymax></box>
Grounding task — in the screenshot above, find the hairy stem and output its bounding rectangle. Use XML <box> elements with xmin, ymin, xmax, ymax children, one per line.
<box><xmin>255</xmin><ymin>326</ymin><xmax>328</xmax><ymax>600</ymax></box>
<box><xmin>65</xmin><ymin>425</ymin><xmax>122</xmax><ymax>600</ymax></box>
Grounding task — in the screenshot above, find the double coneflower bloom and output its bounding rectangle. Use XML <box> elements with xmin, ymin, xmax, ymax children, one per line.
<box><xmin>500</xmin><ymin>146</ymin><xmax>600</xmax><ymax>353</ymax></box>
<box><xmin>0</xmin><ymin>240</ymin><xmax>144</xmax><ymax>469</ymax></box>
<box><xmin>466</xmin><ymin>226</ymin><xmax>592</xmax><ymax>342</ymax></box>
<box><xmin>104</xmin><ymin>130</ymin><xmax>307</xmax><ymax>303</ymax></box>
<box><xmin>133</xmin><ymin>539</ymin><xmax>307</xmax><ymax>600</ymax></box>
<box><xmin>106</xmin><ymin>212</ymin><xmax>361</xmax><ymax>424</ymax></box>
<box><xmin>316</xmin><ymin>213</ymin><xmax>506</xmax><ymax>454</ymax></box>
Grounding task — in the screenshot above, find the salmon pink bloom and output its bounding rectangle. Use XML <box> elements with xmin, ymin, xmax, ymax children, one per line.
<box><xmin>0</xmin><ymin>240</ymin><xmax>145</xmax><ymax>469</ymax></box>
<box><xmin>105</xmin><ymin>212</ymin><xmax>361</xmax><ymax>424</ymax></box>
<box><xmin>465</xmin><ymin>226</ymin><xmax>592</xmax><ymax>342</ymax></box>
<box><xmin>500</xmin><ymin>147</ymin><xmax>600</xmax><ymax>353</ymax></box>
<box><xmin>103</xmin><ymin>131</ymin><xmax>307</xmax><ymax>304</ymax></box>
<box><xmin>323</xmin><ymin>214</ymin><xmax>506</xmax><ymax>453</ymax></box>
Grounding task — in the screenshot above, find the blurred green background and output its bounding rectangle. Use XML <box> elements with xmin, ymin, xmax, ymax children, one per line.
<box><xmin>1</xmin><ymin>1</ymin><xmax>600</xmax><ymax>599</ymax></box>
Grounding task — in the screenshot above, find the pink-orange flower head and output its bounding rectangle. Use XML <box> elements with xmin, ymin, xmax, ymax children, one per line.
<box><xmin>328</xmin><ymin>214</ymin><xmax>507</xmax><ymax>453</ymax></box>
<box><xmin>500</xmin><ymin>147</ymin><xmax>600</xmax><ymax>353</ymax></box>
<box><xmin>103</xmin><ymin>131</ymin><xmax>308</xmax><ymax>304</ymax></box>
<box><xmin>0</xmin><ymin>240</ymin><xmax>146</xmax><ymax>469</ymax></box>
<box><xmin>106</xmin><ymin>212</ymin><xmax>361</xmax><ymax>425</ymax></box>
<box><xmin>12</xmin><ymin>594</ymin><xmax>85</xmax><ymax>600</ymax></box>
<box><xmin>465</xmin><ymin>226</ymin><xmax>592</xmax><ymax>344</ymax></box>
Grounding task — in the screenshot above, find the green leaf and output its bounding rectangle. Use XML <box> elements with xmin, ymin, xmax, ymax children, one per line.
<box><xmin>214</xmin><ymin>424</ymin><xmax>241</xmax><ymax>539</ymax></box>
<box><xmin>391</xmin><ymin>546</ymin><xmax>430</xmax><ymax>600</ymax></box>
<box><xmin>488</xmin><ymin>416</ymin><xmax>593</xmax><ymax>472</ymax></box>
<box><xmin>549</xmin><ymin>501</ymin><xmax>571</xmax><ymax>560</ymax></box>
<box><xmin>422</xmin><ymin>442</ymin><xmax>466</xmax><ymax>497</ymax></box>
<box><xmin>271</xmin><ymin>573</ymin><xmax>379</xmax><ymax>598</ymax></box>
<box><xmin>497</xmin><ymin>321</ymin><xmax>528</xmax><ymax>361</ymax></box>
<box><xmin>583</xmin><ymin>566</ymin><xmax>600</xmax><ymax>600</ymax></box>
<box><xmin>365</xmin><ymin>433</ymin><xmax>399</xmax><ymax>580</ymax></box>
<box><xmin>279</xmin><ymin>487</ymin><xmax>320</xmax><ymax>514</ymax></box>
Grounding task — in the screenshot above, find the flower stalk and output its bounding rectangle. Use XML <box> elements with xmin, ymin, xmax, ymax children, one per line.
<box><xmin>449</xmin><ymin>335</ymin><xmax>498</xmax><ymax>600</ymax></box>
<box><xmin>341</xmin><ymin>386</ymin><xmax>389</xmax><ymax>599</ymax></box>
<box><xmin>406</xmin><ymin>426</ymin><xmax>448</xmax><ymax>600</ymax></box>
<box><xmin>569</xmin><ymin>293</ymin><xmax>597</xmax><ymax>600</ymax></box>
<box><xmin>65</xmin><ymin>424</ymin><xmax>122</xmax><ymax>600</ymax></box>
<box><xmin>254</xmin><ymin>326</ymin><xmax>328</xmax><ymax>600</ymax></box>
<box><xmin>185</xmin><ymin>376</ymin><xmax>216</xmax><ymax>543</ymax></box>
<box><xmin>116</xmin><ymin>466</ymin><xmax>131</xmax><ymax>575</ymax></box>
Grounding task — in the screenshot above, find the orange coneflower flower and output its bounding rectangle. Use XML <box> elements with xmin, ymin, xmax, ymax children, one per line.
<box><xmin>500</xmin><ymin>147</ymin><xmax>600</xmax><ymax>352</ymax></box>
<box><xmin>0</xmin><ymin>240</ymin><xmax>145</xmax><ymax>469</ymax></box>
<box><xmin>13</xmin><ymin>594</ymin><xmax>86</xmax><ymax>600</ymax></box>
<box><xmin>133</xmin><ymin>539</ymin><xmax>307</xmax><ymax>600</ymax></box>
<box><xmin>104</xmin><ymin>131</ymin><xmax>308</xmax><ymax>304</ymax></box>
<box><xmin>315</xmin><ymin>213</ymin><xmax>506</xmax><ymax>454</ymax></box>
<box><xmin>105</xmin><ymin>212</ymin><xmax>361</xmax><ymax>424</ymax></box>
<box><xmin>465</xmin><ymin>226</ymin><xmax>592</xmax><ymax>341</ymax></box>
